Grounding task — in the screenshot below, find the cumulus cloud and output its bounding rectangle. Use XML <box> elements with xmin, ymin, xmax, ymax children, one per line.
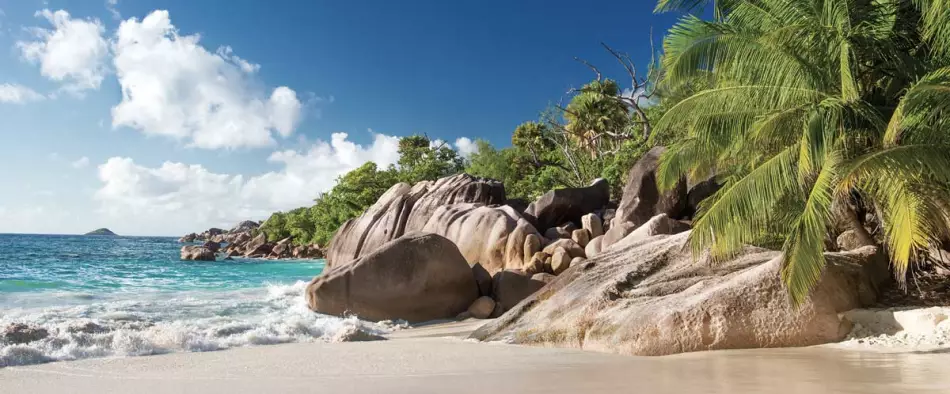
<box><xmin>17</xmin><ymin>9</ymin><xmax>109</xmax><ymax>94</ymax></box>
<box><xmin>0</xmin><ymin>83</ymin><xmax>45</xmax><ymax>103</ymax></box>
<box><xmin>94</xmin><ymin>132</ymin><xmax>401</xmax><ymax>234</ymax></box>
<box><xmin>110</xmin><ymin>10</ymin><xmax>304</xmax><ymax>150</ymax></box>
<box><xmin>454</xmin><ymin>137</ymin><xmax>478</xmax><ymax>157</ymax></box>
<box><xmin>71</xmin><ymin>156</ymin><xmax>90</xmax><ymax>169</ymax></box>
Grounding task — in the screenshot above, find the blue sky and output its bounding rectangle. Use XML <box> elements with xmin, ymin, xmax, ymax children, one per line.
<box><xmin>0</xmin><ymin>0</ymin><xmax>685</xmax><ymax>236</ymax></box>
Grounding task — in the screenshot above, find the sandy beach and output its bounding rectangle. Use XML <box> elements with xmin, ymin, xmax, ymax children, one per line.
<box><xmin>3</xmin><ymin>320</ymin><xmax>950</xmax><ymax>394</ymax></box>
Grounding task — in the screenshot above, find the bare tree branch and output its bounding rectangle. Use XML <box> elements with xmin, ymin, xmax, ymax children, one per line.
<box><xmin>573</xmin><ymin>56</ymin><xmax>602</xmax><ymax>82</ymax></box>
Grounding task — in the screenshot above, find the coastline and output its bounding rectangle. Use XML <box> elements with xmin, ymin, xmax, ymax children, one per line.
<box><xmin>4</xmin><ymin>318</ymin><xmax>950</xmax><ymax>394</ymax></box>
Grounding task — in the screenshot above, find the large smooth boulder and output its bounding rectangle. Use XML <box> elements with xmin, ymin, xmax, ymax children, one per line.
<box><xmin>421</xmin><ymin>204</ymin><xmax>540</xmax><ymax>274</ymax></box>
<box><xmin>585</xmin><ymin>236</ymin><xmax>604</xmax><ymax>258</ymax></box>
<box><xmin>685</xmin><ymin>177</ymin><xmax>721</xmax><ymax>218</ymax></box>
<box><xmin>612</xmin><ymin>147</ymin><xmax>688</xmax><ymax>228</ymax></box>
<box><xmin>405</xmin><ymin>174</ymin><xmax>507</xmax><ymax>231</ymax></box>
<box><xmin>491</xmin><ymin>270</ymin><xmax>547</xmax><ymax>313</ymax></box>
<box><xmin>307</xmin><ymin>233</ymin><xmax>478</xmax><ymax>323</ymax></box>
<box><xmin>471</xmin><ymin>231</ymin><xmax>887</xmax><ymax>356</ymax></box>
<box><xmin>181</xmin><ymin>245</ymin><xmax>215</xmax><ymax>261</ymax></box>
<box><xmin>326</xmin><ymin>174</ymin><xmax>506</xmax><ymax>268</ymax></box>
<box><xmin>525</xmin><ymin>179</ymin><xmax>610</xmax><ymax>233</ymax></box>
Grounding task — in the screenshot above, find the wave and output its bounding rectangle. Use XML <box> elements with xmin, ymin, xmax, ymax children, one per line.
<box><xmin>0</xmin><ymin>281</ymin><xmax>406</xmax><ymax>367</ymax></box>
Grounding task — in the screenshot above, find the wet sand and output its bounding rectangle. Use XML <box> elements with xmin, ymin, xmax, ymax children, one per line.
<box><xmin>3</xmin><ymin>328</ymin><xmax>950</xmax><ymax>394</ymax></box>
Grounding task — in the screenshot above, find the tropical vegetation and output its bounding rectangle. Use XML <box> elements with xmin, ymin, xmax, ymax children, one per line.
<box><xmin>260</xmin><ymin>0</ymin><xmax>950</xmax><ymax>304</ymax></box>
<box><xmin>653</xmin><ymin>0</ymin><xmax>950</xmax><ymax>302</ymax></box>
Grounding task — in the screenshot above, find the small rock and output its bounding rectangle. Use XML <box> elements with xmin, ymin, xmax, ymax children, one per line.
<box><xmin>467</xmin><ymin>296</ymin><xmax>496</xmax><ymax>319</ymax></box>
<box><xmin>571</xmin><ymin>228</ymin><xmax>591</xmax><ymax>247</ymax></box>
<box><xmin>581</xmin><ymin>213</ymin><xmax>604</xmax><ymax>238</ymax></box>
<box><xmin>550</xmin><ymin>247</ymin><xmax>572</xmax><ymax>275</ymax></box>
<box><xmin>3</xmin><ymin>323</ymin><xmax>49</xmax><ymax>344</ymax></box>
<box><xmin>524</xmin><ymin>252</ymin><xmax>549</xmax><ymax>276</ymax></box>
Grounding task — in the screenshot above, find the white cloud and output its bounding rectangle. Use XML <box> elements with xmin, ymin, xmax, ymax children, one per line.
<box><xmin>111</xmin><ymin>10</ymin><xmax>304</xmax><ymax>150</ymax></box>
<box><xmin>17</xmin><ymin>9</ymin><xmax>109</xmax><ymax>94</ymax></box>
<box><xmin>94</xmin><ymin>132</ymin><xmax>401</xmax><ymax>235</ymax></box>
<box><xmin>71</xmin><ymin>156</ymin><xmax>90</xmax><ymax>169</ymax></box>
<box><xmin>106</xmin><ymin>0</ymin><xmax>121</xmax><ymax>20</ymax></box>
<box><xmin>454</xmin><ymin>137</ymin><xmax>478</xmax><ymax>157</ymax></box>
<box><xmin>0</xmin><ymin>83</ymin><xmax>45</xmax><ymax>103</ymax></box>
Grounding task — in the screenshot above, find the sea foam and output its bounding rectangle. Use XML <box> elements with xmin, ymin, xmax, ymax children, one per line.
<box><xmin>0</xmin><ymin>281</ymin><xmax>396</xmax><ymax>367</ymax></box>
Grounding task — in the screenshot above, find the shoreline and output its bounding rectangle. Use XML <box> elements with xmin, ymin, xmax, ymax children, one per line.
<box><xmin>4</xmin><ymin>319</ymin><xmax>950</xmax><ymax>394</ymax></box>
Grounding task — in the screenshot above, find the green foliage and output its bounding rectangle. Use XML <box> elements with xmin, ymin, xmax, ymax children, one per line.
<box><xmin>654</xmin><ymin>0</ymin><xmax>950</xmax><ymax>303</ymax></box>
<box><xmin>397</xmin><ymin>135</ymin><xmax>465</xmax><ymax>184</ymax></box>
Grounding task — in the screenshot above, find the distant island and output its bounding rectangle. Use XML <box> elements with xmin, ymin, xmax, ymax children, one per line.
<box><xmin>84</xmin><ymin>228</ymin><xmax>118</xmax><ymax>236</ymax></box>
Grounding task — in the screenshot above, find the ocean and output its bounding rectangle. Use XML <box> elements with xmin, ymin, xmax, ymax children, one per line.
<box><xmin>0</xmin><ymin>234</ymin><xmax>392</xmax><ymax>367</ymax></box>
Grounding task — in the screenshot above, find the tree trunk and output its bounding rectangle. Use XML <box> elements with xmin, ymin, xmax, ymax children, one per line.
<box><xmin>844</xmin><ymin>204</ymin><xmax>876</xmax><ymax>247</ymax></box>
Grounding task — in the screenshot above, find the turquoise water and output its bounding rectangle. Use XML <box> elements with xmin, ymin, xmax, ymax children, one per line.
<box><xmin>0</xmin><ymin>234</ymin><xmax>393</xmax><ymax>367</ymax></box>
<box><xmin>0</xmin><ymin>234</ymin><xmax>322</xmax><ymax>295</ymax></box>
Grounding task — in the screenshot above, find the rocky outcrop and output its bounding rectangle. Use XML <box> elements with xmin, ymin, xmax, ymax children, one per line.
<box><xmin>202</xmin><ymin>241</ymin><xmax>221</xmax><ymax>253</ymax></box>
<box><xmin>243</xmin><ymin>233</ymin><xmax>270</xmax><ymax>257</ymax></box>
<box><xmin>327</xmin><ymin>174</ymin><xmax>517</xmax><ymax>270</ymax></box>
<box><xmin>405</xmin><ymin>174</ymin><xmax>507</xmax><ymax>231</ymax></box>
<box><xmin>420</xmin><ymin>204</ymin><xmax>541</xmax><ymax>274</ymax></box>
<box><xmin>180</xmin><ymin>245</ymin><xmax>215</xmax><ymax>261</ymax></box>
<box><xmin>179</xmin><ymin>233</ymin><xmax>198</xmax><ymax>243</ymax></box>
<box><xmin>471</xmin><ymin>225</ymin><xmax>888</xmax><ymax>356</ymax></box>
<box><xmin>84</xmin><ymin>228</ymin><xmax>117</xmax><ymax>236</ymax></box>
<box><xmin>612</xmin><ymin>147</ymin><xmax>688</xmax><ymax>228</ymax></box>
<box><xmin>230</xmin><ymin>220</ymin><xmax>260</xmax><ymax>234</ymax></box>
<box><xmin>307</xmin><ymin>233</ymin><xmax>478</xmax><ymax>323</ymax></box>
<box><xmin>525</xmin><ymin>179</ymin><xmax>610</xmax><ymax>232</ymax></box>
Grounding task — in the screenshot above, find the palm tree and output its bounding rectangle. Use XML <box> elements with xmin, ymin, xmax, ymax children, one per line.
<box><xmin>653</xmin><ymin>0</ymin><xmax>950</xmax><ymax>303</ymax></box>
<box><xmin>564</xmin><ymin>79</ymin><xmax>631</xmax><ymax>156</ymax></box>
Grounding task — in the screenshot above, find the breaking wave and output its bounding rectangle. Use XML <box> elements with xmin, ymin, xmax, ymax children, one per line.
<box><xmin>0</xmin><ymin>281</ymin><xmax>405</xmax><ymax>367</ymax></box>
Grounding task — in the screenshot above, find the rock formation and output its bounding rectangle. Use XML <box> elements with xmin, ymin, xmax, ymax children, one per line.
<box><xmin>306</xmin><ymin>233</ymin><xmax>479</xmax><ymax>322</ymax></box>
<box><xmin>326</xmin><ymin>174</ymin><xmax>511</xmax><ymax>269</ymax></box>
<box><xmin>524</xmin><ymin>178</ymin><xmax>610</xmax><ymax>232</ymax></box>
<box><xmin>612</xmin><ymin>146</ymin><xmax>688</xmax><ymax>228</ymax></box>
<box><xmin>84</xmin><ymin>228</ymin><xmax>117</xmax><ymax>236</ymax></box>
<box><xmin>180</xmin><ymin>245</ymin><xmax>215</xmax><ymax>261</ymax></box>
<box><xmin>471</xmin><ymin>223</ymin><xmax>888</xmax><ymax>356</ymax></box>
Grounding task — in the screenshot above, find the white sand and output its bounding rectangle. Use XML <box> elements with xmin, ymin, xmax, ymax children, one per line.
<box><xmin>836</xmin><ymin>307</ymin><xmax>950</xmax><ymax>351</ymax></box>
<box><xmin>3</xmin><ymin>319</ymin><xmax>950</xmax><ymax>394</ymax></box>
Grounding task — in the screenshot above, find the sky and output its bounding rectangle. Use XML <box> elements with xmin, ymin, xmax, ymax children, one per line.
<box><xmin>0</xmin><ymin>0</ymin><xmax>686</xmax><ymax>236</ymax></box>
